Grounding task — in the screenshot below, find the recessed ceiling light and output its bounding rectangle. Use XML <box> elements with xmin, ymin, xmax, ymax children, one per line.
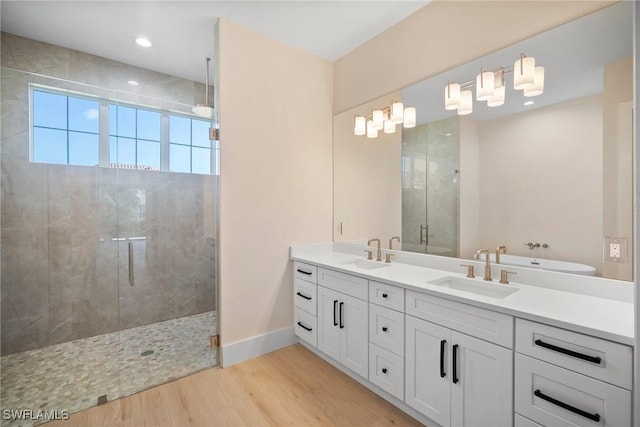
<box><xmin>523</xmin><ymin>100</ymin><xmax>535</xmax><ymax>106</ymax></box>
<box><xmin>135</xmin><ymin>37</ymin><xmax>152</xmax><ymax>48</ymax></box>
<box><xmin>127</xmin><ymin>80</ymin><xmax>139</xmax><ymax>87</ymax></box>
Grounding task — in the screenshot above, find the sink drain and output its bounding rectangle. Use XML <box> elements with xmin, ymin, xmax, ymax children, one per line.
<box><xmin>140</xmin><ymin>350</ymin><xmax>154</xmax><ymax>356</ymax></box>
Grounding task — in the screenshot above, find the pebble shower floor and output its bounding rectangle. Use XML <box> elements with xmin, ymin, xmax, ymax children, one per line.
<box><xmin>0</xmin><ymin>311</ymin><xmax>217</xmax><ymax>427</ymax></box>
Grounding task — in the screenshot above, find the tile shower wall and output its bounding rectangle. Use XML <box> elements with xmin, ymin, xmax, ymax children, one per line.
<box><xmin>1</xmin><ymin>33</ymin><xmax>217</xmax><ymax>355</ymax></box>
<box><xmin>401</xmin><ymin>117</ymin><xmax>459</xmax><ymax>257</ymax></box>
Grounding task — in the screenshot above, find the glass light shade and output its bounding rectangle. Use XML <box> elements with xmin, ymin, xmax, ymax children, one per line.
<box><xmin>390</xmin><ymin>101</ymin><xmax>404</xmax><ymax>123</ymax></box>
<box><xmin>457</xmin><ymin>90</ymin><xmax>473</xmax><ymax>115</ymax></box>
<box><xmin>444</xmin><ymin>82</ymin><xmax>461</xmax><ymax>110</ymax></box>
<box><xmin>487</xmin><ymin>85</ymin><xmax>505</xmax><ymax>107</ymax></box>
<box><xmin>403</xmin><ymin>106</ymin><xmax>416</xmax><ymax>128</ymax></box>
<box><xmin>366</xmin><ymin>120</ymin><xmax>378</xmax><ymax>138</ymax></box>
<box><xmin>523</xmin><ymin>66</ymin><xmax>545</xmax><ymax>97</ymax></box>
<box><xmin>475</xmin><ymin>71</ymin><xmax>495</xmax><ymax>101</ymax></box>
<box><xmin>372</xmin><ymin>109</ymin><xmax>384</xmax><ymax>130</ymax></box>
<box><xmin>383</xmin><ymin>120</ymin><xmax>396</xmax><ymax>134</ymax></box>
<box><xmin>513</xmin><ymin>56</ymin><xmax>536</xmax><ymax>90</ymax></box>
<box><xmin>354</xmin><ymin>116</ymin><xmax>366</xmax><ymax>135</ymax></box>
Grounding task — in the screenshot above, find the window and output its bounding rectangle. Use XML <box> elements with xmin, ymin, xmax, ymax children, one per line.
<box><xmin>30</xmin><ymin>85</ymin><xmax>216</xmax><ymax>175</ymax></box>
<box><xmin>32</xmin><ymin>89</ymin><xmax>100</xmax><ymax>166</ymax></box>
<box><xmin>169</xmin><ymin>115</ymin><xmax>212</xmax><ymax>174</ymax></box>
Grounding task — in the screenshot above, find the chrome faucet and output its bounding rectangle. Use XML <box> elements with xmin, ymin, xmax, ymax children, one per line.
<box><xmin>368</xmin><ymin>238</ymin><xmax>382</xmax><ymax>262</ymax></box>
<box><xmin>475</xmin><ymin>249</ymin><xmax>492</xmax><ymax>281</ymax></box>
<box><xmin>496</xmin><ymin>245</ymin><xmax>507</xmax><ymax>264</ymax></box>
<box><xmin>389</xmin><ymin>236</ymin><xmax>400</xmax><ymax>250</ymax></box>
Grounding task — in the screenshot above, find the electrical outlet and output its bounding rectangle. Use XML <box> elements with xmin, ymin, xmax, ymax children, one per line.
<box><xmin>609</xmin><ymin>243</ymin><xmax>621</xmax><ymax>258</ymax></box>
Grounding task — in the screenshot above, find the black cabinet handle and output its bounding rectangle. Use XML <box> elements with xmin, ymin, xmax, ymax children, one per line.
<box><xmin>333</xmin><ymin>300</ymin><xmax>338</xmax><ymax>326</ymax></box>
<box><xmin>339</xmin><ymin>302</ymin><xmax>345</xmax><ymax>329</ymax></box>
<box><xmin>382</xmin><ymin>293</ymin><xmax>388</xmax><ymax>298</ymax></box>
<box><xmin>382</xmin><ymin>368</ymin><xmax>388</xmax><ymax>374</ymax></box>
<box><xmin>382</xmin><ymin>326</ymin><xmax>388</xmax><ymax>332</ymax></box>
<box><xmin>534</xmin><ymin>389</ymin><xmax>600</xmax><ymax>422</ymax></box>
<box><xmin>296</xmin><ymin>292</ymin><xmax>312</xmax><ymax>300</ymax></box>
<box><xmin>440</xmin><ymin>340</ymin><xmax>447</xmax><ymax>378</ymax></box>
<box><xmin>297</xmin><ymin>269</ymin><xmax>312</xmax><ymax>276</ymax></box>
<box><xmin>297</xmin><ymin>322</ymin><xmax>312</xmax><ymax>332</ymax></box>
<box><xmin>534</xmin><ymin>339</ymin><xmax>602</xmax><ymax>364</ymax></box>
<box><xmin>452</xmin><ymin>344</ymin><xmax>459</xmax><ymax>383</ymax></box>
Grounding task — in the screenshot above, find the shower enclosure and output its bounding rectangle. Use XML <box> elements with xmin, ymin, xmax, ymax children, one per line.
<box><xmin>0</xmin><ymin>32</ymin><xmax>218</xmax><ymax>424</ymax></box>
<box><xmin>401</xmin><ymin>117</ymin><xmax>460</xmax><ymax>257</ymax></box>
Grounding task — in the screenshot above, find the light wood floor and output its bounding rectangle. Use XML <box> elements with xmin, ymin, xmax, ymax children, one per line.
<box><xmin>47</xmin><ymin>344</ymin><xmax>424</xmax><ymax>427</ymax></box>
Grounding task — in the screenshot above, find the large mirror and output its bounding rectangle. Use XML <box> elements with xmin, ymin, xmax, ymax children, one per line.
<box><xmin>333</xmin><ymin>2</ymin><xmax>634</xmax><ymax>281</ymax></box>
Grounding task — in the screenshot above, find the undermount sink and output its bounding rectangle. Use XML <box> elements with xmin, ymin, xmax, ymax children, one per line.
<box><xmin>339</xmin><ymin>258</ymin><xmax>392</xmax><ymax>270</ymax></box>
<box><xmin>428</xmin><ymin>276</ymin><xmax>519</xmax><ymax>299</ymax></box>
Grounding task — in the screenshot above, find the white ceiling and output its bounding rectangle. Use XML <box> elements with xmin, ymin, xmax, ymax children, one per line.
<box><xmin>0</xmin><ymin>1</ymin><xmax>429</xmax><ymax>84</ymax></box>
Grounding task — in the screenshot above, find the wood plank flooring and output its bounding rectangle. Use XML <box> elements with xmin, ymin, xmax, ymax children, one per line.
<box><xmin>47</xmin><ymin>344</ymin><xmax>424</xmax><ymax>427</ymax></box>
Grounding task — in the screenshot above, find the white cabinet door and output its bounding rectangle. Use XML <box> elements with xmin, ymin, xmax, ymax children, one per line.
<box><xmin>317</xmin><ymin>286</ymin><xmax>341</xmax><ymax>362</ymax></box>
<box><xmin>405</xmin><ymin>315</ymin><xmax>451</xmax><ymax>426</ymax></box>
<box><xmin>341</xmin><ymin>293</ymin><xmax>368</xmax><ymax>378</ymax></box>
<box><xmin>450</xmin><ymin>331</ymin><xmax>513</xmax><ymax>427</ymax></box>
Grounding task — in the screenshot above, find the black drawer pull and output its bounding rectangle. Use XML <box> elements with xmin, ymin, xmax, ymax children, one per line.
<box><xmin>452</xmin><ymin>344</ymin><xmax>459</xmax><ymax>383</ymax></box>
<box><xmin>296</xmin><ymin>292</ymin><xmax>312</xmax><ymax>300</ymax></box>
<box><xmin>382</xmin><ymin>293</ymin><xmax>388</xmax><ymax>298</ymax></box>
<box><xmin>440</xmin><ymin>340</ymin><xmax>446</xmax><ymax>378</ymax></box>
<box><xmin>333</xmin><ymin>300</ymin><xmax>338</xmax><ymax>326</ymax></box>
<box><xmin>339</xmin><ymin>302</ymin><xmax>345</xmax><ymax>329</ymax></box>
<box><xmin>382</xmin><ymin>326</ymin><xmax>388</xmax><ymax>332</ymax></box>
<box><xmin>534</xmin><ymin>339</ymin><xmax>602</xmax><ymax>364</ymax></box>
<box><xmin>297</xmin><ymin>269</ymin><xmax>313</xmax><ymax>275</ymax></box>
<box><xmin>382</xmin><ymin>368</ymin><xmax>388</xmax><ymax>374</ymax></box>
<box><xmin>297</xmin><ymin>322</ymin><xmax>312</xmax><ymax>332</ymax></box>
<box><xmin>534</xmin><ymin>389</ymin><xmax>600</xmax><ymax>422</ymax></box>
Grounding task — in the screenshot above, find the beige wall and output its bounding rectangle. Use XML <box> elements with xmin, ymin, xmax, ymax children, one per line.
<box><xmin>334</xmin><ymin>1</ymin><xmax>614</xmax><ymax>113</ymax></box>
<box><xmin>602</xmin><ymin>56</ymin><xmax>634</xmax><ymax>280</ymax></box>
<box><xmin>476</xmin><ymin>96</ymin><xmax>603</xmax><ymax>272</ymax></box>
<box><xmin>333</xmin><ymin>93</ymin><xmax>401</xmax><ymax>244</ymax></box>
<box><xmin>218</xmin><ymin>20</ymin><xmax>333</xmax><ymax>351</ymax></box>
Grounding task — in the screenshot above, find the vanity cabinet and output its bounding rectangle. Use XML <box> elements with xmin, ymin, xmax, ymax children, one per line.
<box><xmin>293</xmin><ymin>262</ymin><xmax>318</xmax><ymax>347</ymax></box>
<box><xmin>405</xmin><ymin>315</ymin><xmax>513</xmax><ymax>427</ymax></box>
<box><xmin>514</xmin><ymin>319</ymin><xmax>632</xmax><ymax>426</ymax></box>
<box><xmin>317</xmin><ymin>268</ymin><xmax>368</xmax><ymax>378</ymax></box>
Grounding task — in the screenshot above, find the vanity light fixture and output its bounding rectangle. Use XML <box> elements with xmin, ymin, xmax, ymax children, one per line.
<box><xmin>353</xmin><ymin>101</ymin><xmax>417</xmax><ymax>138</ymax></box>
<box><xmin>444</xmin><ymin>54</ymin><xmax>544</xmax><ymax>115</ymax></box>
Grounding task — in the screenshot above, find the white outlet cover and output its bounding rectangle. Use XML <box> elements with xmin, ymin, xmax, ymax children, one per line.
<box><xmin>604</xmin><ymin>237</ymin><xmax>628</xmax><ymax>263</ymax></box>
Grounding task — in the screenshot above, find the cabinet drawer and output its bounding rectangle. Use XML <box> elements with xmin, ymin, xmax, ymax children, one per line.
<box><xmin>516</xmin><ymin>318</ymin><xmax>632</xmax><ymax>390</ymax></box>
<box><xmin>294</xmin><ymin>307</ymin><xmax>317</xmax><ymax>347</ymax></box>
<box><xmin>318</xmin><ymin>267</ymin><xmax>368</xmax><ymax>301</ymax></box>
<box><xmin>294</xmin><ymin>277</ymin><xmax>317</xmax><ymax>315</ymax></box>
<box><xmin>369</xmin><ymin>281</ymin><xmax>404</xmax><ymax>312</ymax></box>
<box><xmin>406</xmin><ymin>289</ymin><xmax>513</xmax><ymax>348</ymax></box>
<box><xmin>369</xmin><ymin>343</ymin><xmax>404</xmax><ymax>401</ymax></box>
<box><xmin>294</xmin><ymin>261</ymin><xmax>317</xmax><ymax>283</ymax></box>
<box><xmin>515</xmin><ymin>353</ymin><xmax>631</xmax><ymax>427</ymax></box>
<box><xmin>369</xmin><ymin>304</ymin><xmax>404</xmax><ymax>356</ymax></box>
<box><xmin>515</xmin><ymin>414</ymin><xmax>543</xmax><ymax>427</ymax></box>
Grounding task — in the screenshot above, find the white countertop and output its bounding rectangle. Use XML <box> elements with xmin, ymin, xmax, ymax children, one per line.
<box><xmin>291</xmin><ymin>243</ymin><xmax>634</xmax><ymax>346</ymax></box>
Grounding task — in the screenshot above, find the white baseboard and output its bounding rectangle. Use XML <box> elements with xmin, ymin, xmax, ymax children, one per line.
<box><xmin>221</xmin><ymin>326</ymin><xmax>296</xmax><ymax>367</ymax></box>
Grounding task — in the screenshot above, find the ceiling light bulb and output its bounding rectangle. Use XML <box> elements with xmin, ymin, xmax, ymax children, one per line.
<box><xmin>444</xmin><ymin>82</ymin><xmax>461</xmax><ymax>110</ymax></box>
<box><xmin>390</xmin><ymin>101</ymin><xmax>404</xmax><ymax>124</ymax></box>
<box><xmin>403</xmin><ymin>107</ymin><xmax>416</xmax><ymax>128</ymax></box>
<box><xmin>524</xmin><ymin>66</ymin><xmax>545</xmax><ymax>97</ymax></box>
<box><xmin>457</xmin><ymin>90</ymin><xmax>473</xmax><ymax>115</ymax></box>
<box><xmin>487</xmin><ymin>85</ymin><xmax>505</xmax><ymax>107</ymax></box>
<box><xmin>476</xmin><ymin>71</ymin><xmax>495</xmax><ymax>101</ymax></box>
<box><xmin>372</xmin><ymin>109</ymin><xmax>384</xmax><ymax>130</ymax></box>
<box><xmin>135</xmin><ymin>37</ymin><xmax>153</xmax><ymax>48</ymax></box>
<box><xmin>367</xmin><ymin>120</ymin><xmax>378</xmax><ymax>138</ymax></box>
<box><xmin>383</xmin><ymin>120</ymin><xmax>396</xmax><ymax>134</ymax></box>
<box><xmin>513</xmin><ymin>54</ymin><xmax>535</xmax><ymax>90</ymax></box>
<box><xmin>354</xmin><ymin>116</ymin><xmax>366</xmax><ymax>136</ymax></box>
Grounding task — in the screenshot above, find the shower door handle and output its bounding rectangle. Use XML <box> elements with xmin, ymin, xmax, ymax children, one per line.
<box><xmin>128</xmin><ymin>242</ymin><xmax>134</xmax><ymax>286</ymax></box>
<box><xmin>420</xmin><ymin>224</ymin><xmax>429</xmax><ymax>245</ymax></box>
